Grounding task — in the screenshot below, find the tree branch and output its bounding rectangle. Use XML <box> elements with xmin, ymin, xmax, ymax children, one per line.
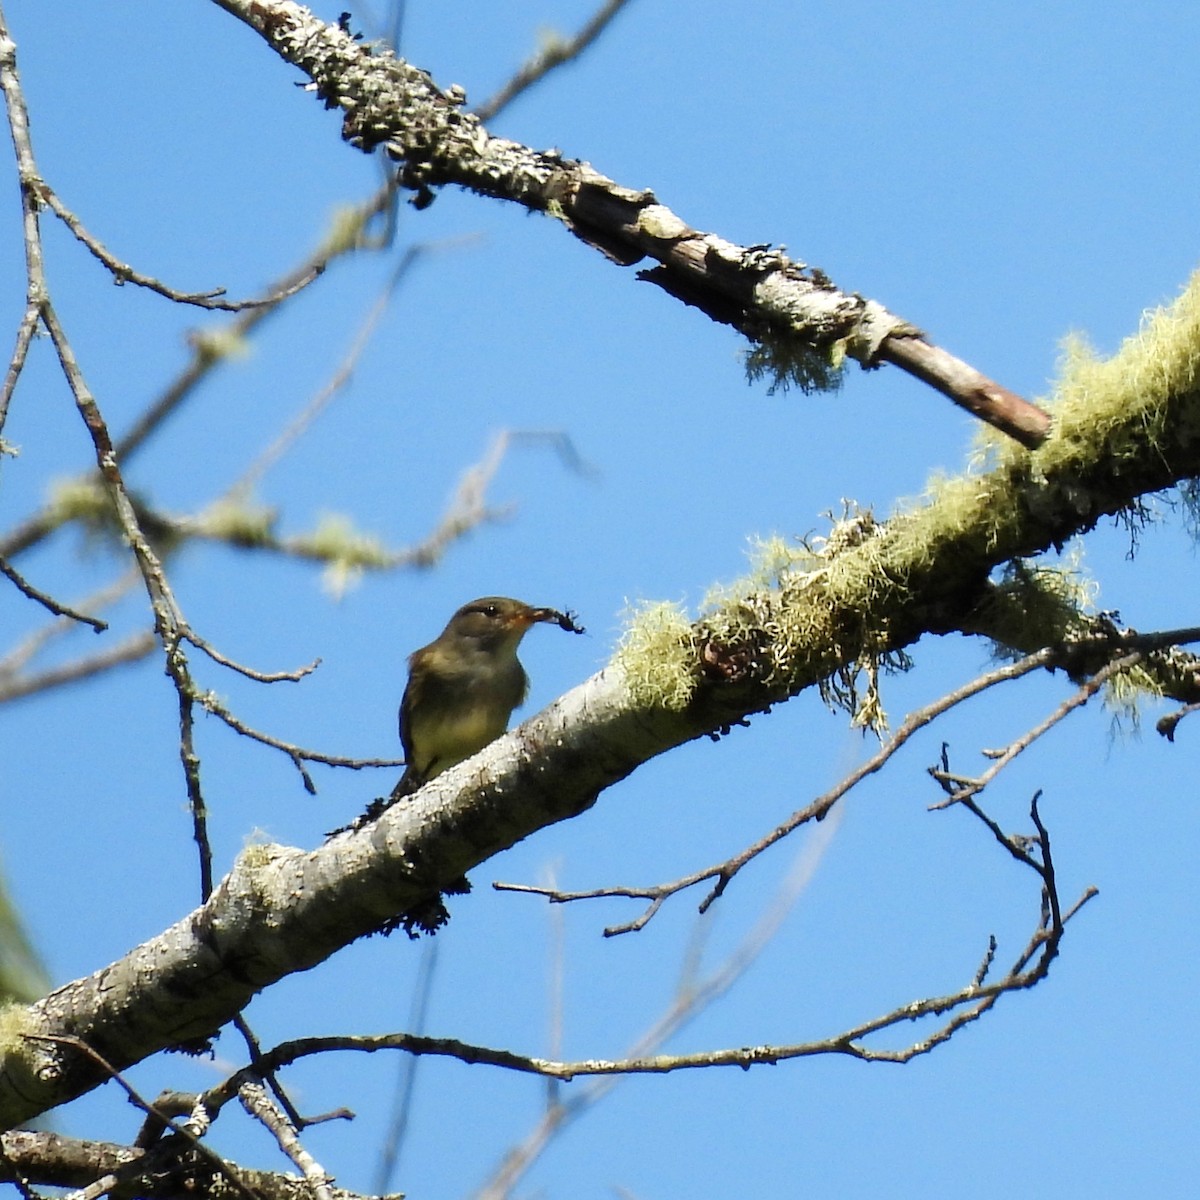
<box><xmin>5</xmin><ymin>253</ymin><xmax>1200</xmax><ymax>1118</ymax></box>
<box><xmin>5</xmin><ymin>0</ymin><xmax>1200</xmax><ymax>1136</ymax></box>
<box><xmin>0</xmin><ymin>1130</ymin><xmax>396</xmax><ymax>1200</ymax></box>
<box><xmin>472</xmin><ymin>0</ymin><xmax>635</xmax><ymax>122</ymax></box>
<box><xmin>207</xmin><ymin>0</ymin><xmax>1051</xmax><ymax>447</ymax></box>
<box><xmin>0</xmin><ymin>555</ymin><xmax>108</xmax><ymax>632</ymax></box>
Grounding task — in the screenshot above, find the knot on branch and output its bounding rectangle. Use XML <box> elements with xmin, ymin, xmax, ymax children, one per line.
<box><xmin>699</xmin><ymin>629</ymin><xmax>770</xmax><ymax>685</ymax></box>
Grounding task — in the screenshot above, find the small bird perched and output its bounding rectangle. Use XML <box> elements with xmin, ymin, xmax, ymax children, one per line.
<box><xmin>392</xmin><ymin>596</ymin><xmax>584</xmax><ymax>799</ymax></box>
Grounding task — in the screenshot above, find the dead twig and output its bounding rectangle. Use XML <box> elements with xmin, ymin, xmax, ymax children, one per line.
<box><xmin>35</xmin><ymin>175</ymin><xmax>320</xmax><ymax>311</ymax></box>
<box><xmin>196</xmin><ymin>688</ymin><xmax>403</xmax><ymax>795</ymax></box>
<box><xmin>472</xmin><ymin>0</ymin><xmax>635</xmax><ymax>122</ymax></box>
<box><xmin>21</xmin><ymin>1034</ymin><xmax>256</xmax><ymax>1200</ymax></box>
<box><xmin>238</xmin><ymin>1082</ymin><xmax>335</xmax><ymax>1200</ymax></box>
<box><xmin>0</xmin><ymin>555</ymin><xmax>108</xmax><ymax>631</ymax></box>
<box><xmin>496</xmin><ymin>645</ymin><xmax>1057</xmax><ymax>933</ymax></box>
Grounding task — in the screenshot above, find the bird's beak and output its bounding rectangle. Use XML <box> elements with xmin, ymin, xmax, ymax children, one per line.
<box><xmin>489</xmin><ymin>604</ymin><xmax>552</xmax><ymax>633</ymax></box>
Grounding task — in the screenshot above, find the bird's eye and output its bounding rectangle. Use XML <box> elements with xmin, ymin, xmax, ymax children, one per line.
<box><xmin>483</xmin><ymin>604</ymin><xmax>500</xmax><ymax>618</ymax></box>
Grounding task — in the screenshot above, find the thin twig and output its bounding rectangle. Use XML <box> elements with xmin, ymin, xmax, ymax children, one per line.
<box><xmin>175</xmin><ymin>678</ymin><xmax>214</xmax><ymax>900</ymax></box>
<box><xmin>196</xmin><ymin>688</ymin><xmax>404</xmax><ymax>793</ymax></box>
<box><xmin>238</xmin><ymin>1081</ymin><xmax>335</xmax><ymax>1200</ymax></box>
<box><xmin>22</xmin><ymin>1034</ymin><xmax>257</xmax><ymax>1200</ymax></box>
<box><xmin>231</xmin><ymin>1017</ymin><xmax>309</xmax><ymax>1135</ymax></box>
<box><xmin>0</xmin><ymin>555</ymin><xmax>107</xmax><ymax>631</ymax></box>
<box><xmin>495</xmin><ymin>645</ymin><xmax>1057</xmax><ymax>933</ymax></box>
<box><xmin>182</xmin><ymin>629</ymin><xmax>320</xmax><ymax>684</ymax></box>
<box><xmin>0</xmin><ymin>569</ymin><xmax>138</xmax><ymax>679</ymax></box>
<box><xmin>0</xmin><ymin>303</ymin><xmax>36</xmax><ymax>450</ymax></box>
<box><xmin>35</xmin><ymin>175</ymin><xmax>320</xmax><ymax>310</ymax></box>
<box><xmin>0</xmin><ymin>630</ymin><xmax>155</xmax><ymax>705</ymax></box>
<box><xmin>473</xmin><ymin>0</ymin><xmax>635</xmax><ymax>122</ymax></box>
<box><xmin>928</xmin><ymin>649</ymin><xmax>1144</xmax><ymax>811</ymax></box>
<box><xmin>0</xmin><ymin>10</ymin><xmax>44</xmax><ymax>450</ymax></box>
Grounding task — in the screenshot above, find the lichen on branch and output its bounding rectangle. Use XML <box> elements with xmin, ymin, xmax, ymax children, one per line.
<box><xmin>616</xmin><ymin>270</ymin><xmax>1200</xmax><ymax>725</ymax></box>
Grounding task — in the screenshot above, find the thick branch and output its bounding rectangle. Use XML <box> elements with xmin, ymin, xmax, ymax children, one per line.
<box><xmin>207</xmin><ymin>0</ymin><xmax>1050</xmax><ymax>446</ymax></box>
<box><xmin>4</xmin><ymin>254</ymin><xmax>1200</xmax><ymax>1122</ymax></box>
<box><xmin>3</xmin><ymin>2</ymin><xmax>1199</xmax><ymax>1130</ymax></box>
<box><xmin>0</xmin><ymin>1130</ymin><xmax>391</xmax><ymax>1200</ymax></box>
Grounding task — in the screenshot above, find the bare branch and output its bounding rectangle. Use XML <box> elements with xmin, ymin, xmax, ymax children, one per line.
<box><xmin>211</xmin><ymin>0</ymin><xmax>1052</xmax><ymax>447</ymax></box>
<box><xmin>0</xmin><ymin>1130</ymin><xmax>392</xmax><ymax>1200</ymax></box>
<box><xmin>175</xmin><ymin>682</ymin><xmax>215</xmax><ymax>899</ymax></box>
<box><xmin>22</xmin><ymin>1035</ymin><xmax>256</xmax><ymax>1200</ymax></box>
<box><xmin>201</xmin><ymin>873</ymin><xmax>1090</xmax><ymax>1087</ymax></box>
<box><xmin>182</xmin><ymin>629</ymin><xmax>320</xmax><ymax>684</ymax></box>
<box><xmin>35</xmin><ymin>176</ymin><xmax>320</xmax><ymax>311</ymax></box>
<box><xmin>238</xmin><ymin>1082</ymin><xmax>335</xmax><ymax>1200</ymax></box>
<box><xmin>196</xmin><ymin>688</ymin><xmax>403</xmax><ymax>791</ymax></box>
<box><xmin>0</xmin><ymin>554</ymin><xmax>107</xmax><ymax>631</ymax></box>
<box><xmin>228</xmin><ymin>1017</ymin><xmax>316</xmax><ymax>1137</ymax></box>
<box><xmin>473</xmin><ymin>0</ymin><xmax>636</xmax><ymax>122</ymax></box>
<box><xmin>0</xmin><ymin>629</ymin><xmax>155</xmax><ymax>705</ymax></box>
<box><xmin>496</xmin><ymin>645</ymin><xmax>1057</xmax><ymax>932</ymax></box>
<box><xmin>36</xmin><ymin>293</ymin><xmax>218</xmax><ymax>899</ymax></box>
<box><xmin>928</xmin><ymin>647</ymin><xmax>1146</xmax><ymax>811</ymax></box>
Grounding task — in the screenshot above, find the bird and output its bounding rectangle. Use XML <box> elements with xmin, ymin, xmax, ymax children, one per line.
<box><xmin>392</xmin><ymin>596</ymin><xmax>580</xmax><ymax>799</ymax></box>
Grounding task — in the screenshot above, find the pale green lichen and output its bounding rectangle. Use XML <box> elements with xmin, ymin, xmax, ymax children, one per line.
<box><xmin>1002</xmin><ymin>270</ymin><xmax>1200</xmax><ymax>482</ymax></box>
<box><xmin>744</xmin><ymin>325</ymin><xmax>845</xmax><ymax>395</ymax></box>
<box><xmin>743</xmin><ymin>533</ymin><xmax>820</xmax><ymax>583</ymax></box>
<box><xmin>239</xmin><ymin>840</ymin><xmax>285</xmax><ymax>873</ymax></box>
<box><xmin>616</xmin><ymin>513</ymin><xmax>907</xmax><ymax>731</ymax></box>
<box><xmin>614</xmin><ymin>600</ymin><xmax>698</xmax><ymax>710</ymax></box>
<box><xmin>297</xmin><ymin>514</ymin><xmax>390</xmax><ymax>598</ymax></box>
<box><xmin>47</xmin><ymin>478</ymin><xmax>111</xmax><ymax>527</ymax></box>
<box><xmin>198</xmin><ymin>499</ymin><xmax>278</xmax><ymax>547</ymax></box>
<box><xmin>983</xmin><ymin>552</ymin><xmax>1099</xmax><ymax>661</ymax></box>
<box><xmin>0</xmin><ymin>999</ymin><xmax>33</xmax><ymax>1055</ymax></box>
<box><xmin>190</xmin><ymin>326</ymin><xmax>251</xmax><ymax>364</ymax></box>
<box><xmin>231</xmin><ymin>840</ymin><xmax>292</xmax><ymax>909</ymax></box>
<box><xmin>698</xmin><ymin>519</ymin><xmax>909</xmax><ymax>732</ymax></box>
<box><xmin>621</xmin><ymin>273</ymin><xmax>1200</xmax><ymax>724</ymax></box>
<box><xmin>323</xmin><ymin>204</ymin><xmax>371</xmax><ymax>257</ymax></box>
<box><xmin>1103</xmin><ymin>655</ymin><xmax>1167</xmax><ymax>732</ymax></box>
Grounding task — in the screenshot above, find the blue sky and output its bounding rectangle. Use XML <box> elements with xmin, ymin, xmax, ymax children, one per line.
<box><xmin>2</xmin><ymin>1</ymin><xmax>1199</xmax><ymax>1196</ymax></box>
